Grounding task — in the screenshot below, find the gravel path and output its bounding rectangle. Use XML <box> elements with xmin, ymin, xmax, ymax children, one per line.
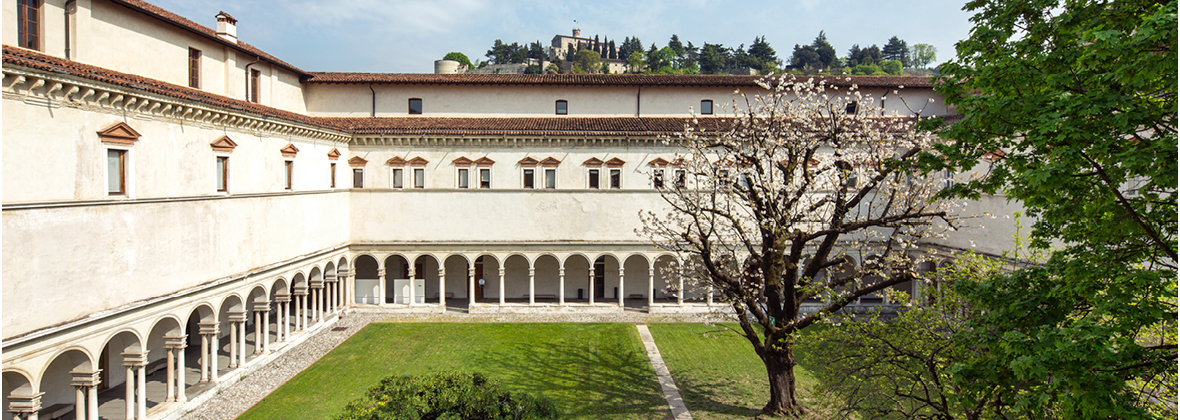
<box><xmin>179</xmin><ymin>309</ymin><xmax>735</xmax><ymax>420</ymax></box>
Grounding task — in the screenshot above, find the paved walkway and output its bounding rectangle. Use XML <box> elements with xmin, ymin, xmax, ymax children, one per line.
<box><xmin>177</xmin><ymin>310</ymin><xmax>732</xmax><ymax>420</ymax></box>
<box><xmin>636</xmin><ymin>323</ymin><xmax>693</xmax><ymax>420</ymax></box>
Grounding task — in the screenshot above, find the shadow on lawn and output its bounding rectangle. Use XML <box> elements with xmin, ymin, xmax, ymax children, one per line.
<box><xmin>479</xmin><ymin>338</ymin><xmax>672</xmax><ymax>419</ymax></box>
<box><xmin>673</xmin><ymin>374</ymin><xmax>766</xmax><ymax>418</ymax></box>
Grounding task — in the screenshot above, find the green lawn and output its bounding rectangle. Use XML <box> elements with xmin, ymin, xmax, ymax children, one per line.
<box><xmin>647</xmin><ymin>323</ymin><xmax>825</xmax><ymax>420</ymax></box>
<box><xmin>238</xmin><ymin>323</ymin><xmax>670</xmax><ymax>420</ymax></box>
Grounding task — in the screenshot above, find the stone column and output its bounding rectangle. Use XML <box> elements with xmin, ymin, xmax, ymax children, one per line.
<box><xmin>228</xmin><ymin>312</ymin><xmax>245</xmax><ymax>368</ymax></box>
<box><xmin>5</xmin><ymin>392</ymin><xmax>42</xmax><ymax>420</ymax></box>
<box><xmin>325</xmin><ymin>274</ymin><xmax>336</xmax><ymax>313</ymax></box>
<box><xmin>253</xmin><ymin>310</ymin><xmax>263</xmax><ymax>355</ymax></box>
<box><xmin>498</xmin><ymin>268</ymin><xmax>505</xmax><ymax>306</ymax></box>
<box><xmin>559</xmin><ymin>268</ymin><xmax>566</xmax><ymax>306</ymax></box>
<box><xmin>588</xmin><ymin>268</ymin><xmax>595</xmax><ymax>305</ymax></box>
<box><xmin>199</xmin><ymin>333</ymin><xmax>209</xmax><ymax>382</ymax></box>
<box><xmin>377</xmin><ymin>268</ymin><xmax>386</xmax><ymax>306</ymax></box>
<box><xmin>437</xmin><ymin>268</ymin><xmax>446</xmax><ymax>307</ymax></box>
<box><xmin>528</xmin><ymin>268</ymin><xmax>536</xmax><ymax>305</ymax></box>
<box><xmin>121</xmin><ymin>351</ymin><xmax>146</xmax><ymax>419</ymax></box>
<box><xmin>678</xmin><ymin>274</ymin><xmax>685</xmax><ymax>305</ymax></box>
<box><xmin>69</xmin><ymin>370</ymin><xmax>99</xmax><ymax>420</ymax></box>
<box><xmin>163</xmin><ymin>339</ymin><xmax>177</xmax><ymax>401</ymax></box>
<box><xmin>199</xmin><ymin>321</ymin><xmax>218</xmax><ymax>382</ymax></box>
<box><xmin>409</xmin><ymin>268</ymin><xmax>417</xmax><ymax>306</ymax></box>
<box><xmin>294</xmin><ymin>286</ymin><xmax>308</xmax><ymax>330</ymax></box>
<box><xmin>619</xmin><ymin>267</ymin><xmax>626</xmax><ymax>307</ymax></box>
<box><xmin>647</xmin><ymin>262</ymin><xmax>655</xmax><ymax>309</ymax></box>
<box><xmin>238</xmin><ymin>321</ymin><xmax>247</xmax><ymax>366</ymax></box>
<box><xmin>136</xmin><ymin>361</ymin><xmax>146</xmax><ymax>418</ymax></box>
<box><xmin>468</xmin><ymin>264</ymin><xmax>475</xmax><ymax>307</ymax></box>
<box><xmin>165</xmin><ymin>335</ymin><xmax>187</xmax><ymax>402</ymax></box>
<box><xmin>707</xmin><ymin>286</ymin><xmax>714</xmax><ymax>306</ymax></box>
<box><xmin>253</xmin><ymin>301</ymin><xmax>271</xmax><ymax>354</ymax></box>
<box><xmin>406</xmin><ymin>266</ymin><xmax>416</xmax><ymax>305</ymax></box>
<box><xmin>274</xmin><ymin>295</ymin><xmax>291</xmax><ymax>342</ymax></box>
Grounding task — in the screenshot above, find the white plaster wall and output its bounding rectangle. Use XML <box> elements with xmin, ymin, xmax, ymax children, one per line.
<box><xmin>347</xmin><ymin>146</ymin><xmax>680</xmax><ymax>193</ymax></box>
<box><xmin>2</xmin><ymin>192</ymin><xmax>350</xmax><ymax>339</ymax></box>
<box><xmin>2</xmin><ymin>100</ymin><xmax>348</xmax><ymax>203</ymax></box>
<box><xmin>930</xmin><ymin>195</ymin><xmax>1027</xmax><ymax>257</ymax></box>
<box><xmin>348</xmin><ymin>189</ymin><xmax>667</xmax><ymax>243</ymax></box>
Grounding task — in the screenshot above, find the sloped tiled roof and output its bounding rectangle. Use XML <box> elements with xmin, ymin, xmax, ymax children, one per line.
<box><xmin>304</xmin><ymin>73</ymin><xmax>932</xmax><ymax>88</ymax></box>
<box><xmin>323</xmin><ymin>116</ymin><xmax>733</xmax><ymax>137</ymax></box>
<box><xmin>107</xmin><ymin>0</ymin><xmax>307</xmax><ymax>76</ymax></box>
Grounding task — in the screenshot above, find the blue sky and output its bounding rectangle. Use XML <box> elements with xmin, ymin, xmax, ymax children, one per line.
<box><xmin>154</xmin><ymin>0</ymin><xmax>976</xmax><ymax>73</ymax></box>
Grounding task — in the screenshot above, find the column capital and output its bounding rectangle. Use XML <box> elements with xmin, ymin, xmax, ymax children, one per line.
<box><xmin>310</xmin><ymin>280</ymin><xmax>325</xmax><ymax>289</ymax></box>
<box><xmin>252</xmin><ymin>301</ymin><xmax>271</xmax><ymax>312</ymax></box>
<box><xmin>6</xmin><ymin>392</ymin><xmax>43</xmax><ymax>414</ymax></box>
<box><xmin>376</xmin><ymin>268</ymin><xmax>386</xmax><ymax>277</ymax></box>
<box><xmin>227</xmin><ymin>311</ymin><xmax>247</xmax><ymax>322</ymax></box>
<box><xmin>198</xmin><ymin>321</ymin><xmax>219</xmax><ymax>335</ymax></box>
<box><xmin>529</xmin><ymin>268</ymin><xmax>535</xmax><ymax>276</ymax></box>
<box><xmin>164</xmin><ymin>334</ymin><xmax>188</xmax><ymax>349</ymax></box>
<box><xmin>293</xmin><ymin>285</ymin><xmax>309</xmax><ymax>295</ymax></box>
<box><xmin>325</xmin><ymin>273</ymin><xmax>337</xmax><ymax>282</ymax></box>
<box><xmin>121</xmin><ymin>351</ymin><xmax>148</xmax><ymax>367</ymax></box>
<box><xmin>274</xmin><ymin>293</ymin><xmax>292</xmax><ymax>304</ymax></box>
<box><xmin>70</xmin><ymin>369</ymin><xmax>101</xmax><ymax>387</ymax></box>
<box><xmin>559</xmin><ymin>268</ymin><xmax>565</xmax><ymax>276</ymax></box>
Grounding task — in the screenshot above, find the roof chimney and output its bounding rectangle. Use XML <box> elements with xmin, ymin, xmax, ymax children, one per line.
<box><xmin>572</xmin><ymin>28</ymin><xmax>581</xmax><ymax>38</ymax></box>
<box><xmin>216</xmin><ymin>11</ymin><xmax>237</xmax><ymax>43</ymax></box>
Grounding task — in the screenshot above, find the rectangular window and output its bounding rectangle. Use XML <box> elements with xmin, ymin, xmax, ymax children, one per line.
<box><xmin>555</xmin><ymin>100</ymin><xmax>568</xmax><ymax>115</ymax></box>
<box><xmin>392</xmin><ymin>168</ymin><xmax>404</xmax><ymax>188</ymax></box>
<box><xmin>107</xmin><ymin>149</ymin><xmax>126</xmax><ymax>195</ymax></box>
<box><xmin>610</xmin><ymin>169</ymin><xmax>621</xmax><ymax>189</ymax></box>
<box><xmin>653</xmin><ymin>169</ymin><xmax>664</xmax><ymax>189</ymax></box>
<box><xmin>674</xmin><ymin>169</ymin><xmax>686</xmax><ymax>189</ymax></box>
<box><xmin>588</xmin><ymin>169</ymin><xmax>600</xmax><ymax>189</ymax></box>
<box><xmin>413</xmin><ymin>168</ymin><xmax>425</xmax><ymax>188</ymax></box>
<box><xmin>330</xmin><ymin>163</ymin><xmax>337</xmax><ymax>188</ymax></box>
<box><xmin>544</xmin><ymin>168</ymin><xmax>556</xmax><ymax>189</ymax></box>
<box><xmin>17</xmin><ymin>0</ymin><xmax>40</xmax><ymax>51</ymax></box>
<box><xmin>188</xmin><ymin>48</ymin><xmax>201</xmax><ymax>88</ymax></box>
<box><xmin>458</xmin><ymin>168</ymin><xmax>469</xmax><ymax>188</ymax></box>
<box><xmin>284</xmin><ymin>161</ymin><xmax>294</xmax><ymax>190</ymax></box>
<box><xmin>479</xmin><ymin>168</ymin><xmax>491</xmax><ymax>188</ymax></box>
<box><xmin>408</xmin><ymin>98</ymin><xmax>423</xmax><ymax>114</ymax></box>
<box><xmin>523</xmin><ymin>169</ymin><xmax>535</xmax><ymax>189</ymax></box>
<box><xmin>700</xmin><ymin>99</ymin><xmax>713</xmax><ymax>115</ymax></box>
<box><xmin>250</xmin><ymin>69</ymin><xmax>260</xmax><ymax>103</ymax></box>
<box><xmin>352</xmin><ymin>168</ymin><xmax>364</xmax><ymax>188</ymax></box>
<box><xmin>215</xmin><ymin>156</ymin><xmax>228</xmax><ymax>192</ymax></box>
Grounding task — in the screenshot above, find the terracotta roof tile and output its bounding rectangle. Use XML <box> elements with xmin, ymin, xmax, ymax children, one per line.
<box><xmin>321</xmin><ymin>116</ymin><xmax>731</xmax><ymax>137</ymax></box>
<box><xmin>107</xmin><ymin>0</ymin><xmax>306</xmax><ymax>76</ymax></box>
<box><xmin>3</xmin><ymin>46</ymin><xmax>335</xmax><ymax>131</ymax></box>
<box><xmin>303</xmin><ymin>73</ymin><xmax>932</xmax><ymax>88</ymax></box>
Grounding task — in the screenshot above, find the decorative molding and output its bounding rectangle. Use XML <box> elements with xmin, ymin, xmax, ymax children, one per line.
<box><xmin>280</xmin><ymin>143</ymin><xmax>299</xmax><ymax>157</ymax></box>
<box><xmin>97</xmin><ymin>121</ymin><xmax>141</xmax><ymax>145</ymax></box>
<box><xmin>452</xmin><ymin>156</ymin><xmax>473</xmax><ymax>166</ymax></box>
<box><xmin>583</xmin><ymin>157</ymin><xmax>603</xmax><ymax>167</ymax></box>
<box><xmin>347</xmin><ymin>156</ymin><xmax>367</xmax><ymax>167</ymax></box>
<box><xmin>407</xmin><ymin>156</ymin><xmax>429</xmax><ymax>166</ymax></box>
<box><xmin>386</xmin><ymin>156</ymin><xmax>407</xmax><ymax>166</ymax></box>
<box><xmin>517</xmin><ymin>156</ymin><xmax>539</xmax><ymax>167</ymax></box>
<box><xmin>605</xmin><ymin>157</ymin><xmax>626</xmax><ymax>168</ymax></box>
<box><xmin>474</xmin><ymin>157</ymin><xmax>495</xmax><ymax>167</ymax></box>
<box><xmin>210</xmin><ymin>135</ymin><xmax>238</xmax><ymax>152</ymax></box>
<box><xmin>540</xmin><ymin>157</ymin><xmax>562</xmax><ymax>167</ymax></box>
<box><xmin>648</xmin><ymin>157</ymin><xmax>669</xmax><ymax>167</ymax></box>
<box><xmin>327</xmin><ymin>148</ymin><xmax>341</xmax><ymax>160</ymax></box>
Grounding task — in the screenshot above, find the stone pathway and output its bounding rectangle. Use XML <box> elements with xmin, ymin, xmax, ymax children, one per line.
<box><xmin>637</xmin><ymin>323</ymin><xmax>694</xmax><ymax>420</ymax></box>
<box><xmin>178</xmin><ymin>309</ymin><xmax>732</xmax><ymax>420</ymax></box>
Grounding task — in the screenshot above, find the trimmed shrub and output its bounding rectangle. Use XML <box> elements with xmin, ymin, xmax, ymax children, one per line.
<box><xmin>333</xmin><ymin>372</ymin><xmax>559</xmax><ymax>420</ymax></box>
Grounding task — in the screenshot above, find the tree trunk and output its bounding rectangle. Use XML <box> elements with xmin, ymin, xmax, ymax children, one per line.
<box><xmin>762</xmin><ymin>345</ymin><xmax>806</xmax><ymax>417</ymax></box>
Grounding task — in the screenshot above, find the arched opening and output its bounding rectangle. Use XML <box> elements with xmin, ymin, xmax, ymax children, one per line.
<box><xmin>216</xmin><ymin>295</ymin><xmax>245</xmax><ymax>375</ymax></box>
<box><xmin>243</xmin><ymin>286</ymin><xmax>268</xmax><ymax>361</ymax></box>
<box><xmin>622</xmin><ymin>254</ymin><xmax>650</xmax><ymax>308</ymax></box>
<box><xmin>94</xmin><ymin>330</ymin><xmax>144</xmax><ymax>419</ymax></box>
<box><xmin>269</xmin><ymin>278</ymin><xmax>291</xmax><ymax>346</ymax></box>
<box><xmin>411</xmin><ymin>255</ymin><xmax>439</xmax><ymax>305</ymax></box>
<box><xmin>533</xmin><ymin>255</ymin><xmax>560</xmax><ymax>303</ymax></box>
<box><xmin>593</xmin><ymin>255</ymin><xmax>621</xmax><ymax>303</ymax></box>
<box><xmin>441</xmin><ymin>255</ymin><xmax>469</xmax><ymax>305</ymax></box>
<box><xmin>382</xmin><ymin>255</ymin><xmax>410</xmax><ymax>304</ymax></box>
<box><xmin>38</xmin><ymin>350</ymin><xmax>94</xmax><ymax>420</ymax></box>
<box><xmin>653</xmin><ymin>255</ymin><xmax>679</xmax><ymax>304</ymax></box>
<box><xmin>145</xmin><ymin>317</ymin><xmax>183</xmax><ymax>408</ymax></box>
<box><xmin>2</xmin><ymin>370</ymin><xmax>37</xmax><ymax>420</ymax></box>
<box><xmin>324</xmin><ymin>262</ymin><xmax>338</xmax><ymax>311</ymax></box>
<box><xmin>502</xmin><ymin>255</ymin><xmax>530</xmax><ymax>303</ymax></box>
<box><xmin>353</xmin><ymin>255</ymin><xmax>379</xmax><ymax>304</ymax></box>
<box><xmin>469</xmin><ymin>255</ymin><xmax>499</xmax><ymax>305</ymax></box>
<box><xmin>182</xmin><ymin>304</ymin><xmax>217</xmax><ymax>398</ymax></box>
<box><xmin>563</xmin><ymin>255</ymin><xmax>590</xmax><ymax>303</ymax></box>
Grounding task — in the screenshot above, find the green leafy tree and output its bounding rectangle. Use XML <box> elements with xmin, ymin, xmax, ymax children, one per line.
<box><xmin>619</xmin><ymin>36</ymin><xmax>643</xmax><ymax>63</ymax></box>
<box><xmin>627</xmin><ymin>50</ymin><xmax>646</xmax><ymax>73</ymax></box>
<box><xmin>545</xmin><ymin>63</ymin><xmax>560</xmax><ymax>74</ymax></box>
<box><xmin>789</xmin><ymin>44</ymin><xmax>820</xmax><ymax>72</ymax></box>
<box><xmin>909</xmin><ymin>43</ymin><xmax>936</xmax><ymax>69</ymax></box>
<box><xmin>607</xmin><ymin>39</ymin><xmax>617</xmax><ymax>60</ymax></box>
<box><xmin>811</xmin><ymin>31</ymin><xmax>836</xmax><ymax>69</ymax></box>
<box><xmin>573</xmin><ymin>49</ymin><xmax>602</xmax><ymax>74</ymax></box>
<box><xmin>333</xmin><ymin>372</ymin><xmax>558</xmax><ymax>420</ymax></box>
<box><xmin>699</xmin><ymin>43</ymin><xmax>728</xmax><ymax>74</ymax></box>
<box><xmin>880</xmin><ymin>59</ymin><xmax>903</xmax><ymax>75</ymax></box>
<box><xmin>747</xmin><ymin>36</ymin><xmax>778</xmax><ymax>71</ymax></box>
<box><xmin>882</xmin><ymin>36</ymin><xmax>909</xmax><ymax>66</ymax></box>
<box><xmin>847</xmin><ymin>44</ymin><xmax>881</xmax><ymax>67</ymax></box>
<box><xmin>668</xmin><ymin>34</ymin><xmax>686</xmax><ymax>58</ymax></box>
<box><xmin>645</xmin><ymin>43</ymin><xmax>662</xmax><ymax>71</ymax></box>
<box><xmin>442</xmin><ymin>52</ymin><xmax>473</xmax><ymax>70</ymax></box>
<box><xmin>683</xmin><ymin>41</ymin><xmax>700</xmax><ymax>70</ymax></box>
<box><xmin>527</xmin><ymin>41</ymin><xmax>545</xmax><ymax>60</ymax></box>
<box><xmin>929</xmin><ymin>0</ymin><xmax>1178</xmax><ymax>418</ymax></box>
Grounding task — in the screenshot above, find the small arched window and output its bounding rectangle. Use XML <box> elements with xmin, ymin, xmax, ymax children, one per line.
<box><xmin>555</xmin><ymin>100</ymin><xmax>568</xmax><ymax>115</ymax></box>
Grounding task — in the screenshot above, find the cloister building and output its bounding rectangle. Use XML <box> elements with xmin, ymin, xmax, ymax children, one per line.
<box><xmin>1</xmin><ymin>1</ymin><xmax>1021</xmax><ymax>419</ymax></box>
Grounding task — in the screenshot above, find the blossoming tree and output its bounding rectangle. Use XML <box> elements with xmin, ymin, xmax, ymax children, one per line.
<box><xmin>640</xmin><ymin>76</ymin><xmax>954</xmax><ymax>416</ymax></box>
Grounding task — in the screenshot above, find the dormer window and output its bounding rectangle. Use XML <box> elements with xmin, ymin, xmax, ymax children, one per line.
<box><xmin>17</xmin><ymin>0</ymin><xmax>41</xmax><ymax>51</ymax></box>
<box><xmin>700</xmin><ymin>100</ymin><xmax>713</xmax><ymax>115</ymax></box>
<box><xmin>556</xmin><ymin>100</ymin><xmax>568</xmax><ymax>115</ymax></box>
<box><xmin>409</xmin><ymin>98</ymin><xmax>423</xmax><ymax>115</ymax></box>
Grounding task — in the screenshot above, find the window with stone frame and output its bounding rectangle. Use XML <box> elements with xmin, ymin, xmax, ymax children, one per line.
<box><xmin>188</xmin><ymin>48</ymin><xmax>201</xmax><ymax>88</ymax></box>
<box><xmin>17</xmin><ymin>0</ymin><xmax>41</xmax><ymax>51</ymax></box>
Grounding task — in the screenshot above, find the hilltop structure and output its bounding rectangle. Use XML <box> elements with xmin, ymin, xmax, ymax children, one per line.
<box><xmin>0</xmin><ymin>1</ymin><xmax>1018</xmax><ymax>419</ymax></box>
